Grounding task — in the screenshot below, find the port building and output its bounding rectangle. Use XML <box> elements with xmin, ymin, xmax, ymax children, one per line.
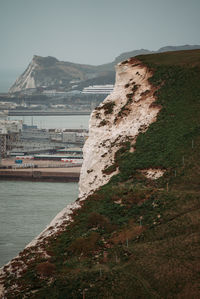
<box><xmin>82</xmin><ymin>85</ymin><xmax>114</xmax><ymax>95</ymax></box>
<box><xmin>0</xmin><ymin>120</ymin><xmax>22</xmax><ymax>159</ymax></box>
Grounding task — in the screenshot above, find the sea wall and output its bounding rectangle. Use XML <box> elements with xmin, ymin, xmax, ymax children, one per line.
<box><xmin>0</xmin><ymin>169</ymin><xmax>80</xmax><ymax>182</ymax></box>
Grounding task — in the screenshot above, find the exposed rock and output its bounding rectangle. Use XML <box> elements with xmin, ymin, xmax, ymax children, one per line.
<box><xmin>140</xmin><ymin>168</ymin><xmax>166</xmax><ymax>180</ymax></box>
<box><xmin>9</xmin><ymin>55</ymin><xmax>103</xmax><ymax>93</ymax></box>
<box><xmin>79</xmin><ymin>58</ymin><xmax>161</xmax><ymax>199</ymax></box>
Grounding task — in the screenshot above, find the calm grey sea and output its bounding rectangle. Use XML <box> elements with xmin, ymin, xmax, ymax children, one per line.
<box><xmin>0</xmin><ymin>181</ymin><xmax>78</xmax><ymax>267</ymax></box>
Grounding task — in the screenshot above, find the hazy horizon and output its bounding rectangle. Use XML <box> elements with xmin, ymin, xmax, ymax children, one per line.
<box><xmin>1</xmin><ymin>0</ymin><xmax>200</xmax><ymax>72</ymax></box>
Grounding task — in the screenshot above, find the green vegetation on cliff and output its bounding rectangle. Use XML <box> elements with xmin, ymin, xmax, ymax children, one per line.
<box><xmin>5</xmin><ymin>50</ymin><xmax>200</xmax><ymax>298</ymax></box>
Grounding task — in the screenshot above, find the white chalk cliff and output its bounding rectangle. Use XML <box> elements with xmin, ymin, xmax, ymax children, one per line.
<box><xmin>9</xmin><ymin>59</ymin><xmax>37</xmax><ymax>93</ymax></box>
<box><xmin>79</xmin><ymin>58</ymin><xmax>161</xmax><ymax>199</ymax></box>
<box><xmin>0</xmin><ymin>57</ymin><xmax>163</xmax><ymax>297</ymax></box>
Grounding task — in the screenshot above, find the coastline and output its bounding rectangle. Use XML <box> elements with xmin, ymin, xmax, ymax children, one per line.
<box><xmin>0</xmin><ymin>167</ymin><xmax>80</xmax><ymax>182</ymax></box>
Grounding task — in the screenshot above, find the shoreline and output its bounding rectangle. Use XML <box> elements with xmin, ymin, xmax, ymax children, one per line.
<box><xmin>0</xmin><ymin>167</ymin><xmax>80</xmax><ymax>182</ymax></box>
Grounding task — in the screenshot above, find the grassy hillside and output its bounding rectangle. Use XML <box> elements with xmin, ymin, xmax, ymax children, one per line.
<box><xmin>5</xmin><ymin>50</ymin><xmax>200</xmax><ymax>298</ymax></box>
<box><xmin>138</xmin><ymin>49</ymin><xmax>200</xmax><ymax>67</ymax></box>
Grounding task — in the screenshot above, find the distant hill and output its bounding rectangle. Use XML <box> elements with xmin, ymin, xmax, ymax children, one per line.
<box><xmin>9</xmin><ymin>45</ymin><xmax>200</xmax><ymax>93</ymax></box>
<box><xmin>97</xmin><ymin>44</ymin><xmax>200</xmax><ymax>71</ymax></box>
<box><xmin>9</xmin><ymin>55</ymin><xmax>103</xmax><ymax>93</ymax></box>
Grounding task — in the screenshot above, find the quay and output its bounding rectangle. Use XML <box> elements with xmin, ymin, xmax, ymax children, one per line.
<box><xmin>0</xmin><ymin>167</ymin><xmax>80</xmax><ymax>182</ymax></box>
<box><xmin>0</xmin><ymin>158</ymin><xmax>81</xmax><ymax>182</ymax></box>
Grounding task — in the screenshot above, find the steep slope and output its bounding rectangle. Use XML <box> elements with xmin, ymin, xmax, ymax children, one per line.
<box><xmin>79</xmin><ymin>58</ymin><xmax>161</xmax><ymax>199</ymax></box>
<box><xmin>9</xmin><ymin>55</ymin><xmax>102</xmax><ymax>93</ymax></box>
<box><xmin>1</xmin><ymin>49</ymin><xmax>200</xmax><ymax>298</ymax></box>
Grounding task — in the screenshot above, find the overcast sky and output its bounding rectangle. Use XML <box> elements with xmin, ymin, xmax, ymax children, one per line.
<box><xmin>0</xmin><ymin>0</ymin><xmax>200</xmax><ymax>71</ymax></box>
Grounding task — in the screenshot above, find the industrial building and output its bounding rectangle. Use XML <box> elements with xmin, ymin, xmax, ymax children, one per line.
<box><xmin>0</xmin><ymin>120</ymin><xmax>22</xmax><ymax>160</ymax></box>
<box><xmin>82</xmin><ymin>84</ymin><xmax>114</xmax><ymax>94</ymax></box>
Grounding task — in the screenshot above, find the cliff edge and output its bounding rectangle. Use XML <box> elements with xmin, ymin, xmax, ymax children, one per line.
<box><xmin>1</xmin><ymin>50</ymin><xmax>200</xmax><ymax>298</ymax></box>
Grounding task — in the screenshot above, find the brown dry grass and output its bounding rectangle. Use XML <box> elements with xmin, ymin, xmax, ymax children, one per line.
<box><xmin>110</xmin><ymin>220</ymin><xmax>144</xmax><ymax>245</ymax></box>
<box><xmin>36</xmin><ymin>262</ymin><xmax>56</xmax><ymax>277</ymax></box>
<box><xmin>68</xmin><ymin>232</ymin><xmax>100</xmax><ymax>256</ymax></box>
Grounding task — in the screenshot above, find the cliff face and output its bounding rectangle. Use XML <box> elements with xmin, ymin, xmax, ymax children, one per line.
<box><xmin>79</xmin><ymin>58</ymin><xmax>161</xmax><ymax>199</ymax></box>
<box><xmin>1</xmin><ymin>50</ymin><xmax>200</xmax><ymax>298</ymax></box>
<box><xmin>9</xmin><ymin>55</ymin><xmax>102</xmax><ymax>93</ymax></box>
<box><xmin>9</xmin><ymin>58</ymin><xmax>37</xmax><ymax>92</ymax></box>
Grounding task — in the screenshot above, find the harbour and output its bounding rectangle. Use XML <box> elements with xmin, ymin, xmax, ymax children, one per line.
<box><xmin>0</xmin><ymin>115</ymin><xmax>88</xmax><ymax>181</ymax></box>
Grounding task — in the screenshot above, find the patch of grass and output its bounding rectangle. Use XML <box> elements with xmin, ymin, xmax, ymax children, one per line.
<box><xmin>102</xmin><ymin>163</ymin><xmax>117</xmax><ymax>175</ymax></box>
<box><xmin>36</xmin><ymin>262</ymin><xmax>56</xmax><ymax>277</ymax></box>
<box><xmin>138</xmin><ymin>49</ymin><xmax>200</xmax><ymax>67</ymax></box>
<box><xmin>68</xmin><ymin>232</ymin><xmax>100</xmax><ymax>256</ymax></box>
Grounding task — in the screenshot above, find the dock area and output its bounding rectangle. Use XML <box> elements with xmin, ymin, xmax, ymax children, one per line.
<box><xmin>0</xmin><ymin>167</ymin><xmax>80</xmax><ymax>182</ymax></box>
<box><xmin>0</xmin><ymin>158</ymin><xmax>81</xmax><ymax>182</ymax></box>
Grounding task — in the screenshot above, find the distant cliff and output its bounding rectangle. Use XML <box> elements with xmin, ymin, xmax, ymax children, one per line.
<box><xmin>8</xmin><ymin>55</ymin><xmax>103</xmax><ymax>93</ymax></box>
<box><xmin>9</xmin><ymin>44</ymin><xmax>200</xmax><ymax>93</ymax></box>
<box><xmin>1</xmin><ymin>49</ymin><xmax>200</xmax><ymax>298</ymax></box>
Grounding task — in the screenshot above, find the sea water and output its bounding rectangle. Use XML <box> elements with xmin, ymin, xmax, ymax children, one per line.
<box><xmin>0</xmin><ymin>181</ymin><xmax>78</xmax><ymax>267</ymax></box>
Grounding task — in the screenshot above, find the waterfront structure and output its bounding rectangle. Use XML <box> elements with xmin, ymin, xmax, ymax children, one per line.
<box><xmin>82</xmin><ymin>85</ymin><xmax>114</xmax><ymax>95</ymax></box>
<box><xmin>0</xmin><ymin>120</ymin><xmax>22</xmax><ymax>158</ymax></box>
<box><xmin>0</xmin><ymin>111</ymin><xmax>8</xmax><ymax>120</ymax></box>
<box><xmin>0</xmin><ymin>102</ymin><xmax>17</xmax><ymax>109</ymax></box>
<box><xmin>62</xmin><ymin>132</ymin><xmax>76</xmax><ymax>143</ymax></box>
<box><xmin>34</xmin><ymin>154</ymin><xmax>83</xmax><ymax>161</ymax></box>
<box><xmin>21</xmin><ymin>128</ymin><xmax>50</xmax><ymax>141</ymax></box>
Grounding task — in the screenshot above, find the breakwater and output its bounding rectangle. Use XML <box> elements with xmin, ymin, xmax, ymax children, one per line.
<box><xmin>0</xmin><ymin>168</ymin><xmax>80</xmax><ymax>182</ymax></box>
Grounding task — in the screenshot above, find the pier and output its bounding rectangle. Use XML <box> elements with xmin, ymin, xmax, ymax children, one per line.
<box><xmin>0</xmin><ymin>167</ymin><xmax>80</xmax><ymax>182</ymax></box>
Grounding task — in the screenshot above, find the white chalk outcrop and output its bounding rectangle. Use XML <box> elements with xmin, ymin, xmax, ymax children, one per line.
<box><xmin>79</xmin><ymin>58</ymin><xmax>161</xmax><ymax>199</ymax></box>
<box><xmin>141</xmin><ymin>168</ymin><xmax>166</xmax><ymax>180</ymax></box>
<box><xmin>9</xmin><ymin>59</ymin><xmax>37</xmax><ymax>93</ymax></box>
